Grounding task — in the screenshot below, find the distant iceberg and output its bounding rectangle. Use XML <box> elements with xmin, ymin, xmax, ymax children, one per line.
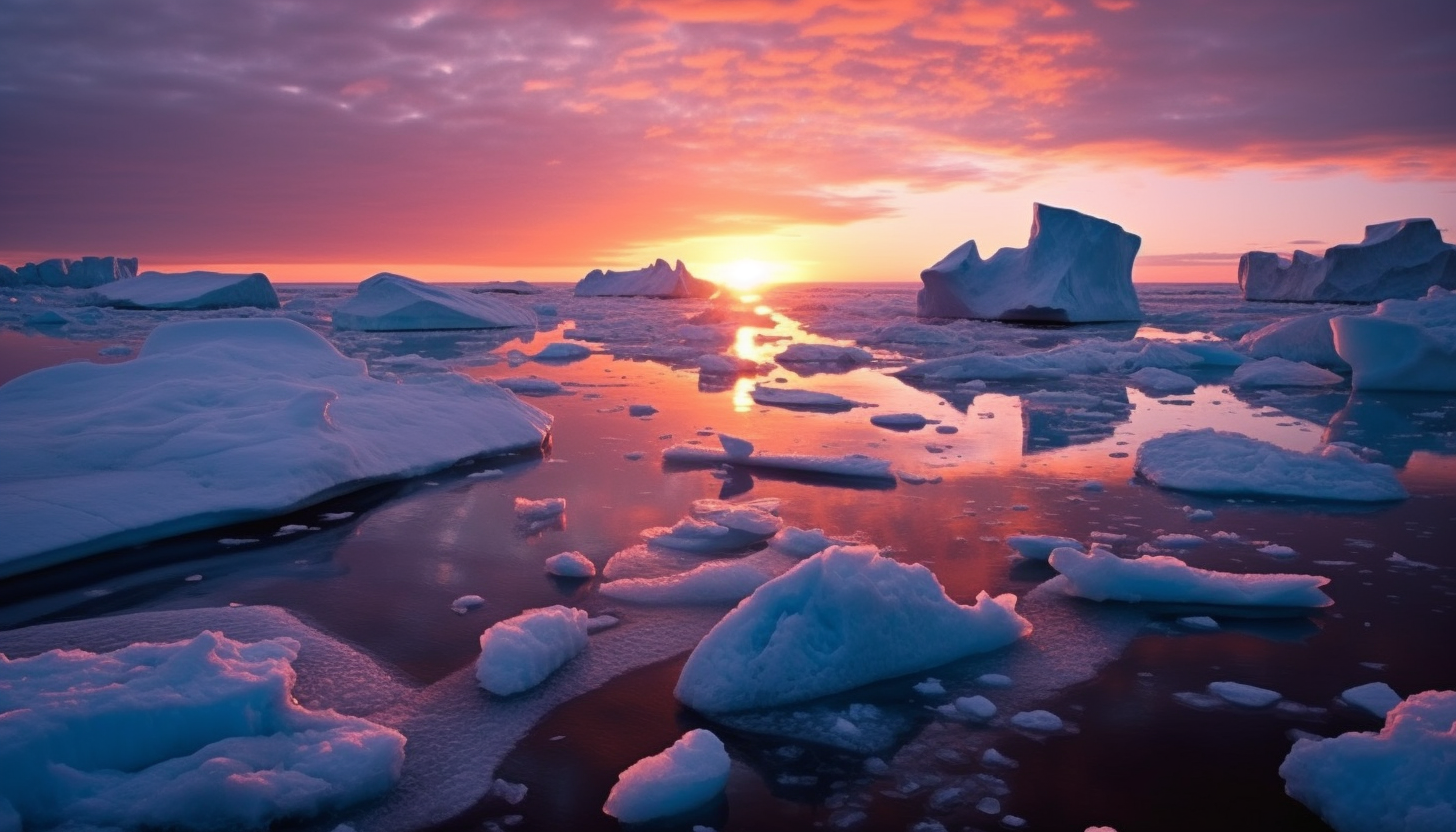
<box><xmin>333</xmin><ymin>272</ymin><xmax>537</xmax><ymax>331</ymax></box>
<box><xmin>1240</xmin><ymin>218</ymin><xmax>1456</xmax><ymax>302</ymax></box>
<box><xmin>1333</xmin><ymin>286</ymin><xmax>1456</xmax><ymax>392</ymax></box>
<box><xmin>94</xmin><ymin>270</ymin><xmax>280</xmax><ymax>310</ymax></box>
<box><xmin>917</xmin><ymin>203</ymin><xmax>1142</xmax><ymax>323</ymax></box>
<box><xmin>1</xmin><ymin>255</ymin><xmax>137</xmax><ymax>288</ymax></box>
<box><xmin>574</xmin><ymin>258</ymin><xmax>718</xmax><ymax>298</ymax></box>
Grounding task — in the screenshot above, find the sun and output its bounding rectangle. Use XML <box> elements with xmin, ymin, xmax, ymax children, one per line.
<box><xmin>719</xmin><ymin>258</ymin><xmax>773</xmax><ymax>293</ymax></box>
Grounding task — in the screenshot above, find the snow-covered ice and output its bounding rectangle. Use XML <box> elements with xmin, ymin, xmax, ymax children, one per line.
<box><xmin>750</xmin><ymin>384</ymin><xmax>864</xmax><ymax>410</ymax></box>
<box><xmin>1333</xmin><ymin>286</ymin><xmax>1456</xmax><ymax>392</ymax></box>
<box><xmin>574</xmin><ymin>259</ymin><xmax>718</xmax><ymax>299</ymax></box>
<box><xmin>544</xmin><ymin>551</ymin><xmax>596</xmax><ymax>578</ymax></box>
<box><xmin>600</xmin><ymin>549</ymin><xmax>793</xmax><ymax>605</ymax></box>
<box><xmin>662</xmin><ymin>445</ymin><xmax>895</xmax><ymax>481</ymax></box>
<box><xmin>94</xmin><ymin>270</ymin><xmax>280</xmax><ymax>310</ymax></box>
<box><xmin>640</xmin><ymin>498</ymin><xmax>782</xmax><ymax>554</ymax></box>
<box><xmin>1208</xmin><ymin>681</ymin><xmax>1282</xmax><ymax>707</ymax></box>
<box><xmin>1006</xmin><ymin>535</ymin><xmax>1085</xmax><ymax>561</ymax></box>
<box><xmin>717</xmin><ymin>432</ymin><xmax>754</xmax><ymax>457</ymax></box>
<box><xmin>954</xmin><ymin>695</ymin><xmax>997</xmax><ymax>721</ymax></box>
<box><xmin>1010</xmin><ymin>710</ymin><xmax>1064</xmax><ymax>732</ymax></box>
<box><xmin>475</xmin><ymin>605</ymin><xmax>589</xmax><ymax>696</ymax></box>
<box><xmin>674</xmin><ymin>545</ymin><xmax>1031</xmax><ymax>712</ymax></box>
<box><xmin>1340</xmin><ymin>682</ymin><xmax>1402</xmax><ymax>718</ymax></box>
<box><xmin>1240</xmin><ymin>218</ymin><xmax>1456</xmax><ymax>302</ymax></box>
<box><xmin>1281</xmin><ymin>689</ymin><xmax>1456</xmax><ymax>832</ymax></box>
<box><xmin>451</xmin><ymin>595</ymin><xmax>486</xmax><ymax>614</ymax></box>
<box><xmin>332</xmin><ymin>273</ymin><xmax>537</xmax><ymax>331</ymax></box>
<box><xmin>917</xmin><ymin>203</ymin><xmax>1142</xmax><ymax>323</ymax></box>
<box><xmin>1134</xmin><ymin>429</ymin><xmax>1407</xmax><ymax>502</ymax></box>
<box><xmin>1239</xmin><ymin>311</ymin><xmax>1348</xmax><ymax>368</ymax></box>
<box><xmin>602</xmin><ymin>730</ymin><xmax>730</xmax><ymax>823</ymax></box>
<box><xmin>531</xmin><ymin>342</ymin><xmax>591</xmax><ymax>361</ymax></box>
<box><xmin>1230</xmin><ymin>357</ymin><xmax>1343</xmax><ymax>387</ymax></box>
<box><xmin>514</xmin><ymin>497</ymin><xmax>566</xmax><ymax>522</ymax></box>
<box><xmin>0</xmin><ymin>318</ymin><xmax>551</xmax><ymax>577</ymax></box>
<box><xmin>770</xmin><ymin>527</ymin><xmax>849</xmax><ymax>558</ymax></box>
<box><xmin>1046</xmin><ymin>547</ymin><xmax>1332</xmax><ymax>608</ymax></box>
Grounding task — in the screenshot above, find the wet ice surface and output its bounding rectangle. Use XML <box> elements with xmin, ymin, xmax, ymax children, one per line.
<box><xmin>2</xmin><ymin>282</ymin><xmax>1455</xmax><ymax>832</ymax></box>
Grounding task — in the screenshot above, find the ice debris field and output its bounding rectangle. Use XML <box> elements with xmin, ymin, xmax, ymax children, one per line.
<box><xmin>2</xmin><ymin>226</ymin><xmax>1455</xmax><ymax>832</ymax></box>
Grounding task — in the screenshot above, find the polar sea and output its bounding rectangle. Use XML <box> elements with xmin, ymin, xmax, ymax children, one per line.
<box><xmin>1</xmin><ymin>281</ymin><xmax>1454</xmax><ymax>832</ymax></box>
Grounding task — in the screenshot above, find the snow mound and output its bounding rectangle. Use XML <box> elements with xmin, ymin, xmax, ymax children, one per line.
<box><xmin>917</xmin><ymin>203</ymin><xmax>1142</xmax><ymax>323</ymax></box>
<box><xmin>94</xmin><ymin>270</ymin><xmax>280</xmax><ymax>310</ymax></box>
<box><xmin>1046</xmin><ymin>546</ymin><xmax>1332</xmax><ymax>608</ymax></box>
<box><xmin>1231</xmin><ymin>357</ymin><xmax>1343</xmax><ymax>387</ymax></box>
<box><xmin>751</xmin><ymin>384</ymin><xmax>864</xmax><ymax>410</ymax></box>
<box><xmin>1240</xmin><ymin>218</ymin><xmax>1456</xmax><ymax>302</ymax></box>
<box><xmin>1239</xmin><ymin>311</ymin><xmax>1348</xmax><ymax>368</ymax></box>
<box><xmin>674</xmin><ymin>545</ymin><xmax>1032</xmax><ymax>712</ymax></box>
<box><xmin>0</xmin><ymin>631</ymin><xmax>405</xmax><ymax>831</ymax></box>
<box><xmin>333</xmin><ymin>273</ymin><xmax>536</xmax><ymax>331</ymax></box>
<box><xmin>475</xmin><ymin>606</ymin><xmax>589</xmax><ymax>696</ymax></box>
<box><xmin>1281</xmin><ymin>689</ymin><xmax>1456</xmax><ymax>832</ymax></box>
<box><xmin>1135</xmin><ymin>429</ymin><xmax>1406</xmax><ymax>502</ymax></box>
<box><xmin>0</xmin><ymin>318</ymin><xmax>551</xmax><ymax>577</ymax></box>
<box><xmin>775</xmin><ymin>343</ymin><xmax>873</xmax><ymax>365</ymax></box>
<box><xmin>1006</xmin><ymin>535</ymin><xmax>1085</xmax><ymax>561</ymax></box>
<box><xmin>3</xmin><ymin>255</ymin><xmax>137</xmax><ymax>288</ymax></box>
<box><xmin>1333</xmin><ymin>286</ymin><xmax>1456</xmax><ymax>392</ymax></box>
<box><xmin>662</xmin><ymin>445</ymin><xmax>895</xmax><ymax>481</ymax></box>
<box><xmin>544</xmin><ymin>551</ymin><xmax>596</xmax><ymax>578</ymax></box>
<box><xmin>574</xmin><ymin>259</ymin><xmax>718</xmax><ymax>298</ymax></box>
<box><xmin>603</xmin><ymin>729</ymin><xmax>729</xmax><ymax>823</ymax></box>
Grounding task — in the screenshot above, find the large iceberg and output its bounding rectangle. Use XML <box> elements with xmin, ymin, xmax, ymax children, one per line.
<box><xmin>0</xmin><ymin>318</ymin><xmax>551</xmax><ymax>577</ymax></box>
<box><xmin>1</xmin><ymin>255</ymin><xmax>137</xmax><ymax>288</ymax></box>
<box><xmin>574</xmin><ymin>258</ymin><xmax>718</xmax><ymax>298</ymax></box>
<box><xmin>1240</xmin><ymin>218</ymin><xmax>1456</xmax><ymax>302</ymax></box>
<box><xmin>0</xmin><ymin>630</ymin><xmax>405</xmax><ymax>831</ymax></box>
<box><xmin>1046</xmin><ymin>547</ymin><xmax>1332</xmax><ymax>608</ymax></box>
<box><xmin>674</xmin><ymin>545</ymin><xmax>1031</xmax><ymax>712</ymax></box>
<box><xmin>1134</xmin><ymin>429</ymin><xmax>1407</xmax><ymax>502</ymax></box>
<box><xmin>332</xmin><ymin>272</ymin><xmax>537</xmax><ymax>331</ymax></box>
<box><xmin>916</xmin><ymin>203</ymin><xmax>1142</xmax><ymax>323</ymax></box>
<box><xmin>93</xmin><ymin>270</ymin><xmax>280</xmax><ymax>310</ymax></box>
<box><xmin>1280</xmin><ymin>689</ymin><xmax>1456</xmax><ymax>832</ymax></box>
<box><xmin>1332</xmin><ymin>287</ymin><xmax>1456</xmax><ymax>392</ymax></box>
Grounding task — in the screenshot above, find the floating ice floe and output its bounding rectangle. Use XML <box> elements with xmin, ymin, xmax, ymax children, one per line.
<box><xmin>917</xmin><ymin>203</ymin><xmax>1142</xmax><ymax>323</ymax></box>
<box><xmin>1340</xmin><ymin>682</ymin><xmax>1402</xmax><ymax>718</ymax></box>
<box><xmin>1154</xmin><ymin>534</ymin><xmax>1206</xmax><ymax>549</ymax></box>
<box><xmin>332</xmin><ymin>273</ymin><xmax>537</xmax><ymax>331</ymax></box>
<box><xmin>1006</xmin><ymin>535</ymin><xmax>1085</xmax><ymax>561</ymax></box>
<box><xmin>769</xmin><ymin>526</ymin><xmax>848</xmax><ymax>558</ymax></box>
<box><xmin>775</xmin><ymin>343</ymin><xmax>873</xmax><ymax>365</ymax></box>
<box><xmin>514</xmin><ymin>497</ymin><xmax>566</xmax><ymax>522</ymax></box>
<box><xmin>1128</xmin><ymin>366</ymin><xmax>1197</xmax><ymax>394</ymax></box>
<box><xmin>662</xmin><ymin>445</ymin><xmax>895</xmax><ymax>481</ymax></box>
<box><xmin>544</xmin><ymin>551</ymin><xmax>596</xmax><ymax>578</ymax></box>
<box><xmin>574</xmin><ymin>258</ymin><xmax>718</xmax><ymax>298</ymax></box>
<box><xmin>750</xmin><ymin>384</ymin><xmax>865</xmax><ymax>410</ymax></box>
<box><xmin>1134</xmin><ymin>429</ymin><xmax>1407</xmax><ymax>502</ymax></box>
<box><xmin>531</xmin><ymin>342</ymin><xmax>591</xmax><ymax>362</ymax></box>
<box><xmin>493</xmin><ymin>375</ymin><xmax>569</xmax><ymax>396</ymax></box>
<box><xmin>870</xmin><ymin>412</ymin><xmax>933</xmax><ymax>430</ymax></box>
<box><xmin>1045</xmin><ymin>547</ymin><xmax>1332</xmax><ymax>608</ymax></box>
<box><xmin>473</xmin><ymin>280</ymin><xmax>542</xmax><ymax>295</ymax></box>
<box><xmin>717</xmin><ymin>432</ymin><xmax>754</xmax><ymax>457</ymax></box>
<box><xmin>1010</xmin><ymin>710</ymin><xmax>1064</xmax><ymax>732</ymax></box>
<box><xmin>897</xmin><ymin>338</ymin><xmax>1212</xmax><ymax>384</ymax></box>
<box><xmin>642</xmin><ymin>498</ymin><xmax>782</xmax><ymax>553</ymax></box>
<box><xmin>451</xmin><ymin>595</ymin><xmax>486</xmax><ymax>614</ymax></box>
<box><xmin>0</xmin><ymin>631</ymin><xmax>405</xmax><ymax>831</ymax></box>
<box><xmin>0</xmin><ymin>318</ymin><xmax>551</xmax><ymax>578</ymax></box>
<box><xmin>1208</xmin><ymin>681</ymin><xmax>1282</xmax><ymax>707</ymax></box>
<box><xmin>1230</xmin><ymin>357</ymin><xmax>1343</xmax><ymax>387</ymax></box>
<box><xmin>1238</xmin><ymin>311</ymin><xmax>1349</xmax><ymax>369</ymax></box>
<box><xmin>93</xmin><ymin>270</ymin><xmax>280</xmax><ymax>310</ymax></box>
<box><xmin>1281</xmin><ymin>689</ymin><xmax>1456</xmax><ymax>832</ymax></box>
<box><xmin>602</xmin><ymin>730</ymin><xmax>730</xmax><ymax>823</ymax></box>
<box><xmin>1240</xmin><ymin>218</ymin><xmax>1456</xmax><ymax>302</ymax></box>
<box><xmin>674</xmin><ymin>545</ymin><xmax>1032</xmax><ymax>712</ymax></box>
<box><xmin>475</xmin><ymin>605</ymin><xmax>589</xmax><ymax>696</ymax></box>
<box><xmin>696</xmin><ymin>353</ymin><xmax>764</xmax><ymax>377</ymax></box>
<box><xmin>1332</xmin><ymin>286</ymin><xmax>1456</xmax><ymax>392</ymax></box>
<box><xmin>1</xmin><ymin>255</ymin><xmax>137</xmax><ymax>288</ymax></box>
<box><xmin>599</xmin><ymin>549</ymin><xmax>794</xmax><ymax>605</ymax></box>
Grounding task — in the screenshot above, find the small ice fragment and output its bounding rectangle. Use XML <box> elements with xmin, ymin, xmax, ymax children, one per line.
<box><xmin>218</xmin><ymin>538</ymin><xmax>258</xmax><ymax>546</ymax></box>
<box><xmin>935</xmin><ymin>425</ymin><xmax>959</xmax><ymax>434</ymax></box>
<box><xmin>514</xmin><ymin>497</ymin><xmax>566</xmax><ymax>521</ymax></box>
<box><xmin>897</xmin><ymin>471</ymin><xmax>943</xmax><ymax>485</ymax></box>
<box><xmin>1011</xmin><ymin>504</ymin><xmax>1029</xmax><ymax>511</ymax></box>
<box><xmin>718</xmin><ymin>432</ymin><xmax>754</xmax><ymax>457</ymax></box>
<box><xmin>602</xmin><ymin>730</ymin><xmax>730</xmax><ymax>824</ymax></box>
<box><xmin>184</xmin><ymin>574</ymin><xmax>202</xmax><ymax>582</ymax></box>
<box><xmin>870</xmin><ymin>413</ymin><xmax>931</xmax><ymax>430</ymax></box>
<box><xmin>1340</xmin><ymin>682</ymin><xmax>1402</xmax><ymax>718</ymax></box>
<box><xmin>319</xmin><ymin>511</ymin><xmax>355</xmax><ymax>521</ymax></box>
<box><xmin>981</xmin><ymin>748</ymin><xmax>1017</xmax><ymax>768</ymax></box>
<box><xmin>1183</xmin><ymin>506</ymin><xmax>1215</xmax><ymax>521</ymax></box>
<box><xmin>275</xmin><ymin>524</ymin><xmax>312</xmax><ymax>536</ymax></box>
<box><xmin>1177</xmin><ymin>615</ymin><xmax>1219</xmax><ymax>631</ymax></box>
<box><xmin>1173</xmin><ymin>691</ymin><xmax>1224</xmax><ymax>709</ymax></box>
<box><xmin>1004</xmin><ymin>815</ymin><xmax>1027</xmax><ymax>828</ymax></box>
<box><xmin>629</xmin><ymin>404</ymin><xmax>658</xmax><ymax>417</ymax></box>
<box><xmin>1010</xmin><ymin>710</ymin><xmax>1063</xmax><ymax>732</ymax></box>
<box><xmin>1258</xmin><ymin>544</ymin><xmax>1297</xmax><ymax>557</ymax></box>
<box><xmin>914</xmin><ymin>678</ymin><xmax>946</xmax><ymax>696</ymax></box>
<box><xmin>490</xmin><ymin>778</ymin><xmax>528</xmax><ymax>805</ymax></box>
<box><xmin>624</xmin><ymin>451</ymin><xmax>645</xmax><ymax>460</ymax></box>
<box><xmin>451</xmin><ymin>595</ymin><xmax>486</xmax><ymax>614</ymax></box>
<box><xmin>1089</xmin><ymin>531</ymin><xmax>1126</xmax><ymax>543</ymax></box>
<box><xmin>1006</xmin><ymin>535</ymin><xmax>1084</xmax><ymax>561</ymax></box>
<box><xmin>864</xmin><ymin>757</ymin><xmax>890</xmax><ymax>774</ymax></box>
<box><xmin>1208</xmin><ymin>681</ymin><xmax>1282</xmax><ymax>707</ymax></box>
<box><xmin>978</xmin><ymin>673</ymin><xmax>1013</xmax><ymax>688</ymax></box>
<box><xmin>1155</xmin><ymin>533</ymin><xmax>1206</xmax><ymax>548</ymax></box>
<box><xmin>1211</xmin><ymin>531</ymin><xmax>1242</xmax><ymax>541</ymax></box>
<box><xmin>954</xmin><ymin>695</ymin><xmax>997</xmax><ymax>721</ymax></box>
<box><xmin>977</xmin><ymin>797</ymin><xmax>1001</xmax><ymax>814</ymax></box>
<box><xmin>545</xmin><ymin>551</ymin><xmax>596</xmax><ymax>578</ymax></box>
<box><xmin>469</xmin><ymin>469</ymin><xmax>506</xmax><ymax>479</ymax></box>
<box><xmin>1386</xmin><ymin>552</ymin><xmax>1438</xmax><ymax>569</ymax></box>
<box><xmin>1081</xmin><ymin>480</ymin><xmax>1105</xmax><ymax>491</ymax></box>
<box><xmin>586</xmin><ymin>614</ymin><xmax>620</xmax><ymax>633</ymax></box>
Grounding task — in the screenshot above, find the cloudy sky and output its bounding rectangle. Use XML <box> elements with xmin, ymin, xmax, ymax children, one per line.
<box><xmin>2</xmin><ymin>0</ymin><xmax>1453</xmax><ymax>283</ymax></box>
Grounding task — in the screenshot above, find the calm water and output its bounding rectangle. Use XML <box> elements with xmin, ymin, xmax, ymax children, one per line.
<box><xmin>1</xmin><ymin>282</ymin><xmax>1453</xmax><ymax>832</ymax></box>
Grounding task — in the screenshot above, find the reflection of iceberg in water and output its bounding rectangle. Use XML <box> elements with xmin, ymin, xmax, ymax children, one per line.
<box><xmin>1020</xmin><ymin>384</ymin><xmax>1134</xmax><ymax>454</ymax></box>
<box><xmin>1323</xmin><ymin>393</ymin><xmax>1456</xmax><ymax>468</ymax></box>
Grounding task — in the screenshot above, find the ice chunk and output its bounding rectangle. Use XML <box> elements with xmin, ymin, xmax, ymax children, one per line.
<box><xmin>1239</xmin><ymin>311</ymin><xmax>1349</xmax><ymax>368</ymax></box>
<box><xmin>917</xmin><ymin>203</ymin><xmax>1142</xmax><ymax>323</ymax></box>
<box><xmin>1155</xmin><ymin>534</ymin><xmax>1206</xmax><ymax>549</ymax></box>
<box><xmin>600</xmin><ymin>550</ymin><xmax>793</xmax><ymax>605</ymax></box>
<box><xmin>1011</xmin><ymin>710</ymin><xmax>1063</xmax><ymax>732</ymax></box>
<box><xmin>1281</xmin><ymin>689</ymin><xmax>1456</xmax><ymax>832</ymax></box>
<box><xmin>494</xmin><ymin>375</ymin><xmax>569</xmax><ymax>396</ymax></box>
<box><xmin>914</xmin><ymin>678</ymin><xmax>946</xmax><ymax>696</ymax></box>
<box><xmin>0</xmin><ymin>318</ymin><xmax>551</xmax><ymax>577</ymax></box>
<box><xmin>776</xmin><ymin>343</ymin><xmax>873</xmax><ymax>365</ymax></box>
<box><xmin>1135</xmin><ymin>429</ymin><xmax>1406</xmax><ymax>502</ymax></box>
<box><xmin>1258</xmin><ymin>544</ymin><xmax>1297</xmax><ymax>558</ymax></box>
<box><xmin>870</xmin><ymin>412</ymin><xmax>932</xmax><ymax>430</ymax></box>
<box><xmin>770</xmin><ymin>527</ymin><xmax>847</xmax><ymax>558</ymax></box>
<box><xmin>978</xmin><ymin>673</ymin><xmax>1013</xmax><ymax>687</ymax></box>
<box><xmin>1128</xmin><ymin>366</ymin><xmax>1197</xmax><ymax>394</ymax></box>
<box><xmin>602</xmin><ymin>730</ymin><xmax>729</xmax><ymax>823</ymax></box>
<box><xmin>954</xmin><ymin>695</ymin><xmax>997</xmax><ymax>720</ymax></box>
<box><xmin>897</xmin><ymin>338</ymin><xmax>1205</xmax><ymax>383</ymax></box>
<box><xmin>1209</xmin><ymin>681</ymin><xmax>1282</xmax><ymax>707</ymax></box>
<box><xmin>1177</xmin><ymin>615</ymin><xmax>1220</xmax><ymax>631</ymax></box>
<box><xmin>0</xmin><ymin>631</ymin><xmax>405</xmax><ymax>830</ymax></box>
<box><xmin>1046</xmin><ymin>547</ymin><xmax>1332</xmax><ymax>608</ymax></box>
<box><xmin>1240</xmin><ymin>218</ymin><xmax>1456</xmax><ymax>302</ymax></box>
<box><xmin>717</xmin><ymin>432</ymin><xmax>754</xmax><ymax>457</ymax></box>
<box><xmin>1341</xmin><ymin>682</ymin><xmax>1402</xmax><ymax>718</ymax></box>
<box><xmin>451</xmin><ymin>595</ymin><xmax>486</xmax><ymax>614</ymax></box>
<box><xmin>1006</xmin><ymin>534</ymin><xmax>1085</xmax><ymax>561</ymax></box>
<box><xmin>751</xmin><ymin>384</ymin><xmax>865</xmax><ymax>410</ymax></box>
<box><xmin>544</xmin><ymin>551</ymin><xmax>596</xmax><ymax>578</ymax></box>
<box><xmin>675</xmin><ymin>545</ymin><xmax>1031</xmax><ymax>712</ymax></box>
<box><xmin>575</xmin><ymin>259</ymin><xmax>718</xmax><ymax>298</ymax></box>
<box><xmin>531</xmin><ymin>342</ymin><xmax>591</xmax><ymax>361</ymax></box>
<box><xmin>662</xmin><ymin>444</ymin><xmax>895</xmax><ymax>481</ymax></box>
<box><xmin>94</xmin><ymin>270</ymin><xmax>280</xmax><ymax>310</ymax></box>
<box><xmin>514</xmin><ymin>497</ymin><xmax>566</xmax><ymax>522</ymax></box>
<box><xmin>1333</xmin><ymin>286</ymin><xmax>1456</xmax><ymax>392</ymax></box>
<box><xmin>475</xmin><ymin>605</ymin><xmax>589</xmax><ymax>696</ymax></box>
<box><xmin>474</xmin><ymin>280</ymin><xmax>541</xmax><ymax>295</ymax></box>
<box><xmin>6</xmin><ymin>255</ymin><xmax>137</xmax><ymax>288</ymax></box>
<box><xmin>1231</xmin><ymin>357</ymin><xmax>1343</xmax><ymax>387</ymax></box>
<box><xmin>696</xmin><ymin>353</ymin><xmax>763</xmax><ymax>376</ymax></box>
<box><xmin>332</xmin><ymin>273</ymin><xmax>536</xmax><ymax>331</ymax></box>
<box><xmin>641</xmin><ymin>499</ymin><xmax>782</xmax><ymax>554</ymax></box>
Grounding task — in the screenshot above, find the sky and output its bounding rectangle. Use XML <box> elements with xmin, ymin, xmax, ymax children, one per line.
<box><xmin>1</xmin><ymin>0</ymin><xmax>1453</xmax><ymax>285</ymax></box>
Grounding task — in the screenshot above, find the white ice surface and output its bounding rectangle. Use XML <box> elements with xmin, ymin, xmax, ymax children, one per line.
<box><xmin>332</xmin><ymin>273</ymin><xmax>536</xmax><ymax>331</ymax></box>
<box><xmin>574</xmin><ymin>259</ymin><xmax>717</xmax><ymax>299</ymax></box>
<box><xmin>514</xmin><ymin>497</ymin><xmax>567</xmax><ymax>522</ymax></box>
<box><xmin>0</xmin><ymin>318</ymin><xmax>551</xmax><ymax>577</ymax></box>
<box><xmin>1333</xmin><ymin>286</ymin><xmax>1456</xmax><ymax>392</ymax></box>
<box><xmin>1045</xmin><ymin>547</ymin><xmax>1332</xmax><ymax>608</ymax></box>
<box><xmin>602</xmin><ymin>730</ymin><xmax>730</xmax><ymax>823</ymax></box>
<box><xmin>94</xmin><ymin>270</ymin><xmax>280</xmax><ymax>310</ymax></box>
<box><xmin>475</xmin><ymin>606</ymin><xmax>589</xmax><ymax>696</ymax></box>
<box><xmin>750</xmin><ymin>384</ymin><xmax>864</xmax><ymax>410</ymax></box>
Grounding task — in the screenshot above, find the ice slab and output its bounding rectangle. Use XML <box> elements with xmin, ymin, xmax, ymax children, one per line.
<box><xmin>603</xmin><ymin>730</ymin><xmax>729</xmax><ymax>823</ymax></box>
<box><xmin>1341</xmin><ymin>682</ymin><xmax>1402</xmax><ymax>718</ymax></box>
<box><xmin>750</xmin><ymin>384</ymin><xmax>865</xmax><ymax>410</ymax></box>
<box><xmin>1006</xmin><ymin>535</ymin><xmax>1085</xmax><ymax>561</ymax></box>
<box><xmin>1208</xmin><ymin>681</ymin><xmax>1282</xmax><ymax>707</ymax></box>
<box><xmin>1333</xmin><ymin>286</ymin><xmax>1456</xmax><ymax>392</ymax></box>
<box><xmin>1240</xmin><ymin>218</ymin><xmax>1456</xmax><ymax>302</ymax></box>
<box><xmin>1046</xmin><ymin>547</ymin><xmax>1332</xmax><ymax>608</ymax></box>
<box><xmin>574</xmin><ymin>259</ymin><xmax>717</xmax><ymax>298</ymax></box>
<box><xmin>333</xmin><ymin>273</ymin><xmax>537</xmax><ymax>331</ymax></box>
<box><xmin>94</xmin><ymin>270</ymin><xmax>280</xmax><ymax>310</ymax></box>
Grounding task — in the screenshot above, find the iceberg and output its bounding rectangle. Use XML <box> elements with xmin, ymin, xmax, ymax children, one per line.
<box><xmin>475</xmin><ymin>605</ymin><xmax>589</xmax><ymax>696</ymax></box>
<box><xmin>1240</xmin><ymin>218</ymin><xmax>1456</xmax><ymax>302</ymax></box>
<box><xmin>1332</xmin><ymin>287</ymin><xmax>1456</xmax><ymax>392</ymax></box>
<box><xmin>602</xmin><ymin>730</ymin><xmax>730</xmax><ymax>823</ymax></box>
<box><xmin>1281</xmin><ymin>690</ymin><xmax>1456</xmax><ymax>832</ymax></box>
<box><xmin>0</xmin><ymin>318</ymin><xmax>551</xmax><ymax>577</ymax></box>
<box><xmin>1238</xmin><ymin>311</ymin><xmax>1349</xmax><ymax>368</ymax></box>
<box><xmin>332</xmin><ymin>272</ymin><xmax>536</xmax><ymax>331</ymax></box>
<box><xmin>674</xmin><ymin>545</ymin><xmax>1032</xmax><ymax>712</ymax></box>
<box><xmin>93</xmin><ymin>270</ymin><xmax>280</xmax><ymax>310</ymax></box>
<box><xmin>574</xmin><ymin>258</ymin><xmax>718</xmax><ymax>298</ymax></box>
<box><xmin>0</xmin><ymin>631</ymin><xmax>405</xmax><ymax>831</ymax></box>
<box><xmin>3</xmin><ymin>255</ymin><xmax>137</xmax><ymax>288</ymax></box>
<box><xmin>917</xmin><ymin>203</ymin><xmax>1142</xmax><ymax>323</ymax></box>
<box><xmin>1045</xmin><ymin>546</ymin><xmax>1332</xmax><ymax>608</ymax></box>
<box><xmin>1134</xmin><ymin>429</ymin><xmax>1406</xmax><ymax>502</ymax></box>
